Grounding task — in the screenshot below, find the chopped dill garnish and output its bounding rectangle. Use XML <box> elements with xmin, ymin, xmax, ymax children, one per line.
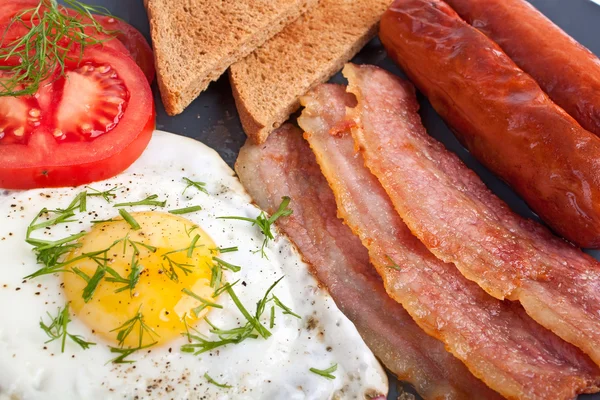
<box><xmin>210</xmin><ymin>246</ymin><xmax>238</xmax><ymax>254</ymax></box>
<box><xmin>180</xmin><ymin>277</ymin><xmax>299</xmax><ymax>356</ymax></box>
<box><xmin>86</xmin><ymin>186</ymin><xmax>121</xmax><ymax>203</ymax></box>
<box><xmin>113</xmin><ymin>194</ymin><xmax>167</xmax><ymax>208</ymax></box>
<box><xmin>182</xmin><ymin>177</ymin><xmax>208</xmax><ymax>196</ymax></box>
<box><xmin>204</xmin><ymin>373</ymin><xmax>232</xmax><ymax>389</ymax></box>
<box><xmin>182</xmin><ymin>288</ymin><xmax>223</xmax><ymax>317</ymax></box>
<box><xmin>212</xmin><ymin>257</ymin><xmax>241</xmax><ymax>273</ymax></box>
<box><xmin>39</xmin><ymin>303</ymin><xmax>95</xmax><ymax>352</ymax></box>
<box><xmin>0</xmin><ymin>0</ymin><xmax>115</xmax><ymax>97</ymax></box>
<box><xmin>169</xmin><ymin>205</ymin><xmax>202</xmax><ymax>215</ymax></box>
<box><xmin>218</xmin><ymin>196</ymin><xmax>292</xmax><ymax>258</ymax></box>
<box><xmin>108</xmin><ymin>306</ymin><xmax>158</xmax><ymax>364</ymax></box>
<box><xmin>309</xmin><ymin>364</ymin><xmax>338</xmax><ymax>380</ymax></box>
<box><xmin>118</xmin><ymin>209</ymin><xmax>140</xmax><ymax>230</ymax></box>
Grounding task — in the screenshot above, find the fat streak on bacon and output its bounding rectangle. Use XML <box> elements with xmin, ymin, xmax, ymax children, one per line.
<box><xmin>235</xmin><ymin>124</ymin><xmax>500</xmax><ymax>400</ymax></box>
<box><xmin>298</xmin><ymin>82</ymin><xmax>600</xmax><ymax>400</ymax></box>
<box><xmin>342</xmin><ymin>62</ymin><xmax>600</xmax><ymax>371</ymax></box>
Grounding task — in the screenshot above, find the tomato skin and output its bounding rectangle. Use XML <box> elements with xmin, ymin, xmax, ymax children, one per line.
<box><xmin>0</xmin><ymin>0</ymin><xmax>38</xmax><ymax>25</ymax></box>
<box><xmin>0</xmin><ymin>46</ymin><xmax>155</xmax><ymax>190</ymax></box>
<box><xmin>95</xmin><ymin>16</ymin><xmax>155</xmax><ymax>84</ymax></box>
<box><xmin>0</xmin><ymin>110</ymin><xmax>155</xmax><ymax>189</ymax></box>
<box><xmin>61</xmin><ymin>10</ymin><xmax>155</xmax><ymax>83</ymax></box>
<box><xmin>0</xmin><ymin>3</ymin><xmax>154</xmax><ymax>83</ymax></box>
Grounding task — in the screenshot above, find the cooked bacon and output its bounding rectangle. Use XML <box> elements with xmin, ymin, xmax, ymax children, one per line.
<box><xmin>298</xmin><ymin>82</ymin><xmax>600</xmax><ymax>399</ymax></box>
<box><xmin>343</xmin><ymin>63</ymin><xmax>600</xmax><ymax>370</ymax></box>
<box><xmin>236</xmin><ymin>124</ymin><xmax>501</xmax><ymax>400</ymax></box>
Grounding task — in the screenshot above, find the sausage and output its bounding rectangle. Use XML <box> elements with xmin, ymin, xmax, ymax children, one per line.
<box><xmin>445</xmin><ymin>0</ymin><xmax>600</xmax><ymax>139</ymax></box>
<box><xmin>379</xmin><ymin>0</ymin><xmax>600</xmax><ymax>248</ymax></box>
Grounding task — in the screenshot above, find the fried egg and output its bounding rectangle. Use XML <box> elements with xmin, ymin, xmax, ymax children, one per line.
<box><xmin>0</xmin><ymin>131</ymin><xmax>388</xmax><ymax>400</ymax></box>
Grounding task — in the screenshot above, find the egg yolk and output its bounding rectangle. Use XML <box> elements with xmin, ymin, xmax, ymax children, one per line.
<box><xmin>63</xmin><ymin>212</ymin><xmax>219</xmax><ymax>348</ymax></box>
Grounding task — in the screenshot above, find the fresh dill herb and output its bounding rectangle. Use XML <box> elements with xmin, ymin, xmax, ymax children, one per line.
<box><xmin>159</xmin><ymin>235</ymin><xmax>204</xmax><ymax>282</ymax></box>
<box><xmin>185</xmin><ymin>224</ymin><xmax>199</xmax><ymax>237</ymax></box>
<box><xmin>209</xmin><ymin>262</ymin><xmax>222</xmax><ymax>293</ymax></box>
<box><xmin>39</xmin><ymin>303</ymin><xmax>95</xmax><ymax>352</ymax></box>
<box><xmin>169</xmin><ymin>205</ymin><xmax>202</xmax><ymax>215</ymax></box>
<box><xmin>114</xmin><ymin>194</ymin><xmax>167</xmax><ymax>208</ymax></box>
<box><xmin>218</xmin><ymin>196</ymin><xmax>292</xmax><ymax>258</ymax></box>
<box><xmin>212</xmin><ymin>257</ymin><xmax>241</xmax><ymax>273</ymax></box>
<box><xmin>204</xmin><ymin>373</ymin><xmax>232</xmax><ymax>389</ymax></box>
<box><xmin>26</xmin><ymin>191</ymin><xmax>87</xmax><ymax>238</ymax></box>
<box><xmin>161</xmin><ymin>255</ymin><xmax>193</xmax><ymax>282</ymax></box>
<box><xmin>211</xmin><ymin>246</ymin><xmax>238</xmax><ymax>254</ymax></box>
<box><xmin>108</xmin><ymin>306</ymin><xmax>158</xmax><ymax>364</ymax></box>
<box><xmin>270</xmin><ymin>306</ymin><xmax>275</xmax><ymax>329</ymax></box>
<box><xmin>182</xmin><ymin>288</ymin><xmax>223</xmax><ymax>317</ymax></box>
<box><xmin>91</xmin><ymin>219</ymin><xmax>113</xmax><ymax>224</ymax></box>
<box><xmin>181</xmin><ymin>279</ymin><xmax>286</xmax><ymax>355</ymax></box>
<box><xmin>187</xmin><ymin>234</ymin><xmax>201</xmax><ymax>258</ymax></box>
<box><xmin>226</xmin><ymin>283</ymin><xmax>271</xmax><ymax>339</ymax></box>
<box><xmin>272</xmin><ymin>295</ymin><xmax>301</xmax><ymax>319</ymax></box>
<box><xmin>182</xmin><ymin>177</ymin><xmax>208</xmax><ymax>196</ymax></box>
<box><xmin>309</xmin><ymin>364</ymin><xmax>338</xmax><ymax>380</ymax></box>
<box><xmin>118</xmin><ymin>209</ymin><xmax>141</xmax><ymax>230</ymax></box>
<box><xmin>24</xmin><ymin>233</ymin><xmax>85</xmax><ymax>278</ymax></box>
<box><xmin>254</xmin><ymin>277</ymin><xmax>285</xmax><ymax>324</ymax></box>
<box><xmin>82</xmin><ymin>264</ymin><xmax>107</xmax><ymax>302</ymax></box>
<box><xmin>108</xmin><ymin>343</ymin><xmax>156</xmax><ymax>364</ymax></box>
<box><xmin>212</xmin><ymin>280</ymin><xmax>239</xmax><ymax>297</ymax></box>
<box><xmin>0</xmin><ymin>0</ymin><xmax>114</xmax><ymax>97</ymax></box>
<box><xmin>106</xmin><ymin>257</ymin><xmax>143</xmax><ymax>294</ymax></box>
<box><xmin>86</xmin><ymin>186</ymin><xmax>120</xmax><ymax>203</ymax></box>
<box><xmin>386</xmin><ymin>255</ymin><xmax>402</xmax><ymax>271</ymax></box>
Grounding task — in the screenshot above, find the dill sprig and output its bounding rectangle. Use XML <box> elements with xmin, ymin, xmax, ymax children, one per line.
<box><xmin>0</xmin><ymin>0</ymin><xmax>114</xmax><ymax>97</ymax></box>
<box><xmin>182</xmin><ymin>288</ymin><xmax>223</xmax><ymax>317</ymax></box>
<box><xmin>114</xmin><ymin>194</ymin><xmax>167</xmax><ymax>208</ymax></box>
<box><xmin>309</xmin><ymin>364</ymin><xmax>338</xmax><ymax>380</ymax></box>
<box><xmin>160</xmin><ymin>234</ymin><xmax>203</xmax><ymax>282</ymax></box>
<box><xmin>118</xmin><ymin>209</ymin><xmax>140</xmax><ymax>230</ymax></box>
<box><xmin>204</xmin><ymin>373</ymin><xmax>232</xmax><ymax>389</ymax></box>
<box><xmin>86</xmin><ymin>186</ymin><xmax>121</xmax><ymax>203</ymax></box>
<box><xmin>39</xmin><ymin>303</ymin><xmax>96</xmax><ymax>352</ymax></box>
<box><xmin>169</xmin><ymin>205</ymin><xmax>202</xmax><ymax>215</ymax></box>
<box><xmin>182</xmin><ymin>177</ymin><xmax>208</xmax><ymax>196</ymax></box>
<box><xmin>108</xmin><ymin>306</ymin><xmax>158</xmax><ymax>364</ymax></box>
<box><xmin>181</xmin><ymin>277</ymin><xmax>301</xmax><ymax>356</ymax></box>
<box><xmin>218</xmin><ymin>197</ymin><xmax>292</xmax><ymax>258</ymax></box>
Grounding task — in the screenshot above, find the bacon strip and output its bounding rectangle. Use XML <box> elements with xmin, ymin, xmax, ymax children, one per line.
<box><xmin>298</xmin><ymin>83</ymin><xmax>600</xmax><ymax>400</ymax></box>
<box><xmin>236</xmin><ymin>124</ymin><xmax>501</xmax><ymax>399</ymax></box>
<box><xmin>343</xmin><ymin>63</ymin><xmax>600</xmax><ymax>370</ymax></box>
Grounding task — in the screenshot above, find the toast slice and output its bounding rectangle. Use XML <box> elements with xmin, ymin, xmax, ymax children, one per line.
<box><xmin>229</xmin><ymin>0</ymin><xmax>390</xmax><ymax>143</ymax></box>
<box><xmin>145</xmin><ymin>0</ymin><xmax>317</xmax><ymax>116</ymax></box>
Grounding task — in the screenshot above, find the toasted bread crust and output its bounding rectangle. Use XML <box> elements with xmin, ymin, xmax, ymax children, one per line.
<box><xmin>145</xmin><ymin>0</ymin><xmax>317</xmax><ymax>116</ymax></box>
<box><xmin>229</xmin><ymin>0</ymin><xmax>390</xmax><ymax>143</ymax></box>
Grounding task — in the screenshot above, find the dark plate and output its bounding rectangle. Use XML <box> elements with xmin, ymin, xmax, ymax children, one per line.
<box><xmin>71</xmin><ymin>0</ymin><xmax>600</xmax><ymax>398</ymax></box>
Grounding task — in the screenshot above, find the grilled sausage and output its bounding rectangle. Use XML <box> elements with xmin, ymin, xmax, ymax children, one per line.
<box><xmin>445</xmin><ymin>0</ymin><xmax>600</xmax><ymax>139</ymax></box>
<box><xmin>379</xmin><ymin>0</ymin><xmax>600</xmax><ymax>248</ymax></box>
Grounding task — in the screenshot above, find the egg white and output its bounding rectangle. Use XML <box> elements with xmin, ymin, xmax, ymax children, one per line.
<box><xmin>0</xmin><ymin>131</ymin><xmax>388</xmax><ymax>400</ymax></box>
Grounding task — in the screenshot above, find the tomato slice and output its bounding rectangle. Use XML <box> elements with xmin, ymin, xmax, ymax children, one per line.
<box><xmin>0</xmin><ymin>0</ymin><xmax>38</xmax><ymax>25</ymax></box>
<box><xmin>0</xmin><ymin>2</ymin><xmax>154</xmax><ymax>83</ymax></box>
<box><xmin>0</xmin><ymin>46</ymin><xmax>155</xmax><ymax>189</ymax></box>
<box><xmin>60</xmin><ymin>10</ymin><xmax>155</xmax><ymax>83</ymax></box>
<box><xmin>95</xmin><ymin>16</ymin><xmax>155</xmax><ymax>84</ymax></box>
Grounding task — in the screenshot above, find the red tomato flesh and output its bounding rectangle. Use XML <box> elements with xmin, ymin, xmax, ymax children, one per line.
<box><xmin>0</xmin><ymin>46</ymin><xmax>155</xmax><ymax>189</ymax></box>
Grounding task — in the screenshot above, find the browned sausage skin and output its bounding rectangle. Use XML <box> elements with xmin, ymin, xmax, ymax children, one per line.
<box><xmin>379</xmin><ymin>0</ymin><xmax>600</xmax><ymax>248</ymax></box>
<box><xmin>445</xmin><ymin>0</ymin><xmax>600</xmax><ymax>140</ymax></box>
